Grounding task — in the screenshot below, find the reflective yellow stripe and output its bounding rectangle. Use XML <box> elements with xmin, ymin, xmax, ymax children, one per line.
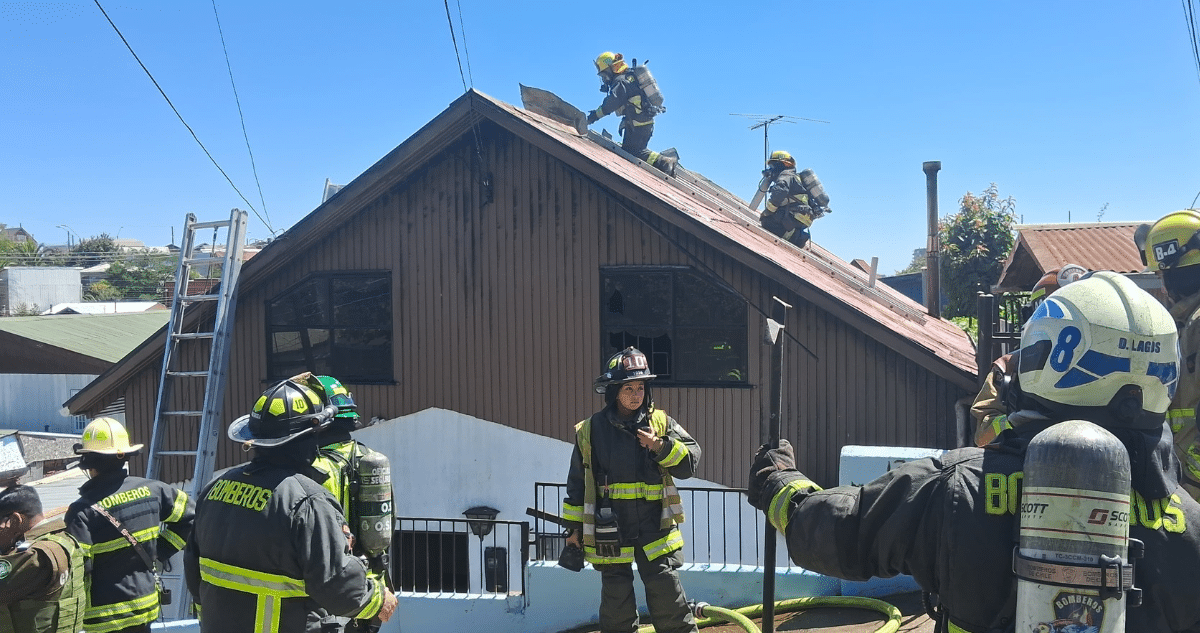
<box><xmin>84</xmin><ymin>590</ymin><xmax>159</xmax><ymax>631</ymax></box>
<box><xmin>166</xmin><ymin>490</ymin><xmax>190</xmax><ymax>523</ymax></box>
<box><xmin>659</xmin><ymin>440</ymin><xmax>688</xmax><ymax>468</ymax></box>
<box><xmin>948</xmin><ymin>621</ymin><xmax>969</xmax><ymax>633</ymax></box>
<box><xmin>161</xmin><ymin>527</ymin><xmax>186</xmax><ymax>550</ymax></box>
<box><xmin>630</xmin><ymin>119</ymin><xmax>653</xmax><ymax>126</ymax></box>
<box><xmin>353</xmin><ymin>576</ymin><xmax>384</xmax><ymax>620</ymax></box>
<box><xmin>561</xmin><ymin>503</ymin><xmax>583</xmax><ymax>523</ymax></box>
<box><xmin>607</xmin><ymin>482</ymin><xmax>666</xmax><ymax>500</ymax></box>
<box><xmin>584</xmin><ymin>544</ymin><xmax>635</xmax><ymax>565</ymax></box>
<box><xmin>1168</xmin><ymin>408</ymin><xmax>1195</xmax><ymax>433</ymax></box>
<box><xmin>768</xmin><ymin>479</ymin><xmax>820</xmax><ymax>534</ymax></box>
<box><xmin>255</xmin><ymin>595</ymin><xmax>282</xmax><ymax>633</ymax></box>
<box><xmin>88</xmin><ymin>526</ymin><xmax>160</xmax><ymax>555</ymax></box>
<box><xmin>198</xmin><ymin>557</ymin><xmax>307</xmax><ymax>598</ymax></box>
<box><xmin>643</xmin><ymin>529</ymin><xmax>684</xmax><ymax>559</ymax></box>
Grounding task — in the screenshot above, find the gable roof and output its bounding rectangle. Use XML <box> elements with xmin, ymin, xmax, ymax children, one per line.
<box><xmin>995</xmin><ymin>222</ymin><xmax>1148</xmax><ymax>293</ymax></box>
<box><xmin>67</xmin><ymin>89</ymin><xmax>976</xmax><ymax>413</ymax></box>
<box><xmin>0</xmin><ymin>312</ymin><xmax>169</xmax><ymax>364</ymax></box>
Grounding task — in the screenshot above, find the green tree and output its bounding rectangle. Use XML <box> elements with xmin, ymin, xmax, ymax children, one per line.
<box><xmin>939</xmin><ymin>183</ymin><xmax>1016</xmax><ymax>318</ymax></box>
<box><xmin>101</xmin><ymin>251</ymin><xmax>177</xmax><ymax>300</ymax></box>
<box><xmin>0</xmin><ymin>236</ymin><xmax>39</xmax><ymax>269</ymax></box>
<box><xmin>67</xmin><ymin>234</ymin><xmax>119</xmax><ymax>268</ymax></box>
<box><xmin>896</xmin><ymin>248</ymin><xmax>927</xmax><ymax>275</ymax></box>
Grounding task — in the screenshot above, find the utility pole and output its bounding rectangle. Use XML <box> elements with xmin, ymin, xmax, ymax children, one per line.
<box><xmin>761</xmin><ymin>296</ymin><xmax>791</xmax><ymax>633</ymax></box>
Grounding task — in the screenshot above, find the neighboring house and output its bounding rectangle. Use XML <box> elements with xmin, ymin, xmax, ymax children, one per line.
<box><xmin>42</xmin><ymin>301</ymin><xmax>166</xmax><ymax>315</ymax></box>
<box><xmin>994</xmin><ymin>222</ymin><xmax>1158</xmax><ymax>293</ymax></box>
<box><xmin>65</xmin><ymin>89</ymin><xmax>977</xmax><ymax>495</ymax></box>
<box><xmin>0</xmin><ymin>224</ymin><xmax>35</xmax><ymax>245</ymax></box>
<box><xmin>0</xmin><ymin>312</ymin><xmax>169</xmax><ymax>433</ymax></box>
<box><xmin>0</xmin><ymin>267</ymin><xmax>81</xmax><ymax>316</ymax></box>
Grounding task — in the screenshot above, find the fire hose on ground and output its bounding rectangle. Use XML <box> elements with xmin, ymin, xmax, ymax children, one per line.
<box><xmin>635</xmin><ymin>596</ymin><xmax>903</xmax><ymax>633</ymax></box>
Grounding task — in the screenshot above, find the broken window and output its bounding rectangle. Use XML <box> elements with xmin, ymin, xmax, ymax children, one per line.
<box><xmin>266</xmin><ymin>272</ymin><xmax>392</xmax><ymax>382</ymax></box>
<box><xmin>601</xmin><ymin>267</ymin><xmax>747</xmax><ymax>385</ymax></box>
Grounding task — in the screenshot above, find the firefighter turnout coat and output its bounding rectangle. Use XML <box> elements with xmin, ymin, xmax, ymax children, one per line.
<box><xmin>64</xmin><ymin>470</ymin><xmax>194</xmax><ymax>633</ymax></box>
<box><xmin>184</xmin><ymin>459</ymin><xmax>386</xmax><ymax>633</ymax></box>
<box><xmin>758</xmin><ymin>420</ymin><xmax>1200</xmax><ymax>632</ymax></box>
<box><xmin>1168</xmin><ymin>291</ymin><xmax>1200</xmax><ymax>500</ymax></box>
<box><xmin>0</xmin><ymin>520</ymin><xmax>86</xmax><ymax>633</ymax></box>
<box><xmin>562</xmin><ymin>406</ymin><xmax>701</xmax><ymax>565</ymax></box>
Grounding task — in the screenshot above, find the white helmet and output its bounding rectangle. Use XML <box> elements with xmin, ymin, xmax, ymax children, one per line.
<box><xmin>1017</xmin><ymin>271</ymin><xmax>1177</xmax><ymax>427</ymax></box>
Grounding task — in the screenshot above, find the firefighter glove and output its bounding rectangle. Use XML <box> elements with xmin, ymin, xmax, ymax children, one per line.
<box><xmin>587</xmin><ymin>110</ymin><xmax>600</xmax><ymax>124</ymax></box>
<box><xmin>747</xmin><ymin>439</ymin><xmax>799</xmax><ymax>511</ymax></box>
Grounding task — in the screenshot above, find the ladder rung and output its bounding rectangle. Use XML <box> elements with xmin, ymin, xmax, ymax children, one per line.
<box><xmin>162</xmin><ymin>411</ymin><xmax>203</xmax><ymax>417</ymax></box>
<box><xmin>172</xmin><ymin>332</ymin><xmax>214</xmax><ymax>340</ymax></box>
<box><xmin>158</xmin><ymin>450</ymin><xmax>199</xmax><ymax>457</ymax></box>
<box><xmin>167</xmin><ymin>371</ymin><xmax>210</xmax><ymax>378</ymax></box>
<box><xmin>182</xmin><ymin>257</ymin><xmax>219</xmax><ymax>266</ymax></box>
<box><xmin>180</xmin><ymin>294</ymin><xmax>220</xmax><ymax>302</ymax></box>
<box><xmin>189</xmin><ymin>220</ymin><xmax>232</xmax><ymax>230</ymax></box>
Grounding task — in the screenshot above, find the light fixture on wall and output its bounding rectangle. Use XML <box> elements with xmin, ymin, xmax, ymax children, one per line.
<box><xmin>463</xmin><ymin>506</ymin><xmax>499</xmax><ymax>539</ymax></box>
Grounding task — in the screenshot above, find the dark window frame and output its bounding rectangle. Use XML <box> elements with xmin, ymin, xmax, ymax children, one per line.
<box><xmin>264</xmin><ymin>270</ymin><xmax>394</xmax><ymax>384</ymax></box>
<box><xmin>600</xmin><ymin>265</ymin><xmax>750</xmax><ymax>388</ymax></box>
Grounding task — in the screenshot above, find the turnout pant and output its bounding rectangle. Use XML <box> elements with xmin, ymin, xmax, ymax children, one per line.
<box><xmin>594</xmin><ymin>548</ymin><xmax>697</xmax><ymax>633</ymax></box>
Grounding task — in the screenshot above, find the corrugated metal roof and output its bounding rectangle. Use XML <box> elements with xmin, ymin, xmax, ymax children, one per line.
<box><xmin>66</xmin><ymin>89</ymin><xmax>977</xmax><ymax>414</ymax></box>
<box><xmin>995</xmin><ymin>222</ymin><xmax>1149</xmax><ymax>292</ymax></box>
<box><xmin>0</xmin><ymin>312</ymin><xmax>169</xmax><ymax>363</ymax></box>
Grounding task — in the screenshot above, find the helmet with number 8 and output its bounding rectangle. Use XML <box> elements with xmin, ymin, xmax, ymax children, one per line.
<box><xmin>1017</xmin><ymin>271</ymin><xmax>1178</xmax><ymax>429</ymax></box>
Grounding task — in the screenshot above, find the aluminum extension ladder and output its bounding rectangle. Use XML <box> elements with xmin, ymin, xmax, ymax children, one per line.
<box><xmin>145</xmin><ymin>208</ymin><xmax>248</xmax><ymax>494</ymax></box>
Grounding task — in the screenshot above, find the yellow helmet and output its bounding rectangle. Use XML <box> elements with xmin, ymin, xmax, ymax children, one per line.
<box><xmin>1145</xmin><ymin>209</ymin><xmax>1200</xmax><ymax>270</ymax></box>
<box><xmin>767</xmin><ymin>150</ymin><xmax>795</xmax><ymax>169</ymax></box>
<box><xmin>594</xmin><ymin>51</ymin><xmax>627</xmax><ymax>75</ymax></box>
<box><xmin>76</xmin><ymin>417</ymin><xmax>143</xmax><ymax>456</ymax></box>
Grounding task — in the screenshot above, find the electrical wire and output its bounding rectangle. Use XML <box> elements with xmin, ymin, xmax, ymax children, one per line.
<box><xmin>1184</xmin><ymin>0</ymin><xmax>1200</xmax><ymax>85</ymax></box>
<box><xmin>443</xmin><ymin>0</ymin><xmax>470</xmax><ymax>92</ymax></box>
<box><xmin>210</xmin><ymin>0</ymin><xmax>275</xmax><ymax>235</ymax></box>
<box><xmin>91</xmin><ymin>1</ymin><xmax>272</xmax><ymax>232</ymax></box>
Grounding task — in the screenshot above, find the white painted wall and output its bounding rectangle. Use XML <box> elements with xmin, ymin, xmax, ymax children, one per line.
<box><xmin>0</xmin><ymin>373</ymin><xmax>96</xmax><ymax>433</ymax></box>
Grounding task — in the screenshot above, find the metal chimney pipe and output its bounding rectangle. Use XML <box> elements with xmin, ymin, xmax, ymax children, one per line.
<box><xmin>922</xmin><ymin>161</ymin><xmax>942</xmax><ymax>318</ymax></box>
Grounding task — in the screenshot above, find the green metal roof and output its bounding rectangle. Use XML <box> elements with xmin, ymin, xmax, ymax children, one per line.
<box><xmin>0</xmin><ymin>312</ymin><xmax>169</xmax><ymax>363</ymax></box>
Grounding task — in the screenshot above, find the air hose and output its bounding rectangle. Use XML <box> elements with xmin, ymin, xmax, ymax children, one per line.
<box><xmin>637</xmin><ymin>596</ymin><xmax>902</xmax><ymax>633</ymax></box>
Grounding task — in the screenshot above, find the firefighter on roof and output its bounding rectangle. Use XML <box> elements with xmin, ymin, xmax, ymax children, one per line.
<box><xmin>183</xmin><ymin>379</ymin><xmax>396</xmax><ymax>633</ymax></box>
<box><xmin>748</xmin><ymin>271</ymin><xmax>1200</xmax><ymax>632</ymax></box>
<box><xmin>586</xmin><ymin>51</ymin><xmax>678</xmax><ymax>176</ymax></box>
<box><xmin>757</xmin><ymin>150</ymin><xmax>831</xmax><ymax>248</ymax></box>
<box><xmin>0</xmin><ymin>485</ymin><xmax>86</xmax><ymax>633</ymax></box>
<box><xmin>64</xmin><ymin>417</ymin><xmax>194</xmax><ymax>633</ymax></box>
<box><xmin>1144</xmin><ymin>208</ymin><xmax>1200</xmax><ymax>501</ymax></box>
<box><xmin>562</xmin><ymin>347</ymin><xmax>702</xmax><ymax>633</ymax></box>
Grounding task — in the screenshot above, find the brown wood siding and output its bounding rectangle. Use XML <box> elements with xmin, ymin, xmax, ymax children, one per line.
<box><xmin>108</xmin><ymin>123</ymin><xmax>970</xmax><ymax>489</ymax></box>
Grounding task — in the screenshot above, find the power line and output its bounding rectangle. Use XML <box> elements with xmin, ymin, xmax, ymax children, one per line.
<box><xmin>443</xmin><ymin>0</ymin><xmax>471</xmax><ymax>91</ymax></box>
<box><xmin>210</xmin><ymin>0</ymin><xmax>274</xmax><ymax>235</ymax></box>
<box><xmin>91</xmin><ymin>1</ymin><xmax>272</xmax><ymax>232</ymax></box>
<box><xmin>1184</xmin><ymin>0</ymin><xmax>1200</xmax><ymax>84</ymax></box>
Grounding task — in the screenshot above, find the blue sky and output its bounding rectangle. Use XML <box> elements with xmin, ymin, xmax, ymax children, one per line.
<box><xmin>3</xmin><ymin>1</ymin><xmax>1198</xmax><ymax>274</ymax></box>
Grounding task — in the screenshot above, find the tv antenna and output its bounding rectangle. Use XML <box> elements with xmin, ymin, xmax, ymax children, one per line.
<box><xmin>730</xmin><ymin>113</ymin><xmax>829</xmax><ymax>162</ymax></box>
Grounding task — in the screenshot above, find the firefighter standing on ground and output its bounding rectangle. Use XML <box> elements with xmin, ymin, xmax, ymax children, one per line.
<box><xmin>1143</xmin><ymin>208</ymin><xmax>1200</xmax><ymax>500</ymax></box>
<box><xmin>757</xmin><ymin>150</ymin><xmax>828</xmax><ymax>248</ymax></box>
<box><xmin>562</xmin><ymin>347</ymin><xmax>701</xmax><ymax>633</ymax></box>
<box><xmin>971</xmin><ymin>264</ymin><xmax>1087</xmax><ymax>446</ymax></box>
<box><xmin>296</xmin><ymin>373</ymin><xmax>395</xmax><ymax>633</ymax></box>
<box><xmin>183</xmin><ymin>379</ymin><xmax>395</xmax><ymax>633</ymax></box>
<box><xmin>586</xmin><ymin>51</ymin><xmax>677</xmax><ymax>176</ymax></box>
<box><xmin>747</xmin><ymin>272</ymin><xmax>1200</xmax><ymax>632</ymax></box>
<box><xmin>64</xmin><ymin>417</ymin><xmax>194</xmax><ymax>633</ymax></box>
<box><xmin>0</xmin><ymin>485</ymin><xmax>86</xmax><ymax>633</ymax></box>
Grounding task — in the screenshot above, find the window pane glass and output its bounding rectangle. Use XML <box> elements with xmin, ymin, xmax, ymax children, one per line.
<box><xmin>673</xmin><ymin>327</ymin><xmax>747</xmax><ymax>382</ymax></box>
<box><xmin>333</xmin><ymin>276</ymin><xmax>391</xmax><ymax>327</ymax></box>
<box><xmin>602</xmin><ymin>272</ymin><xmax>671</xmax><ymax>327</ymax></box>
<box><xmin>269</xmin><ymin>278</ymin><xmax>329</xmax><ymax>326</ymax></box>
<box><xmin>333</xmin><ymin>329</ymin><xmax>393</xmax><ymax>380</ymax></box>
<box><xmin>675</xmin><ymin>271</ymin><xmax>745</xmax><ymax>326</ymax></box>
<box><xmin>603</xmin><ymin>331</ymin><xmax>672</xmax><ymax>379</ymax></box>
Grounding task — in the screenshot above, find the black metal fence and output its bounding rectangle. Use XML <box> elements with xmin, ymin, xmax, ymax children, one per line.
<box><xmin>976</xmin><ymin>292</ymin><xmax>1029</xmax><ymax>382</ymax></box>
<box><xmin>394</xmin><ymin>517</ymin><xmax>528</xmax><ymax>596</ymax></box>
<box><xmin>531</xmin><ymin>482</ymin><xmax>782</xmax><ymax>568</ymax></box>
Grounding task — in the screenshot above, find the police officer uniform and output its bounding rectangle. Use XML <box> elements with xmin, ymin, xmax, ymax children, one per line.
<box><xmin>0</xmin><ymin>519</ymin><xmax>86</xmax><ymax>633</ymax></box>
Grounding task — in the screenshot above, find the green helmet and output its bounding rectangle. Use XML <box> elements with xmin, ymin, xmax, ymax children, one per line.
<box><xmin>312</xmin><ymin>375</ymin><xmax>359</xmax><ymax>420</ymax></box>
<box><xmin>228</xmin><ymin>380</ymin><xmax>338</xmax><ymax>447</ymax></box>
